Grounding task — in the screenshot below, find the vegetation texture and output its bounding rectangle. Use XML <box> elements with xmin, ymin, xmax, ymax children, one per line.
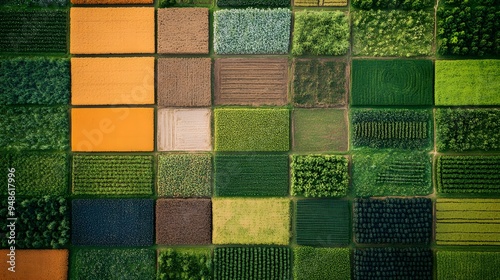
<box><xmin>437</xmin><ymin>251</ymin><xmax>500</xmax><ymax>280</ymax></box>
<box><xmin>292</xmin><ymin>11</ymin><xmax>349</xmax><ymax>56</ymax></box>
<box><xmin>291</xmin><ymin>155</ymin><xmax>349</xmax><ymax>197</ymax></box>
<box><xmin>352</xmin><ymin>0</ymin><xmax>433</xmax><ymax>9</ymax></box>
<box><xmin>215</xmin><ymin>154</ymin><xmax>289</xmax><ymax>197</ymax></box>
<box><xmin>217</xmin><ymin>0</ymin><xmax>289</xmax><ymax>6</ymax></box>
<box><xmin>436</xmin><ymin>109</ymin><xmax>500</xmax><ymax>152</ymax></box>
<box><xmin>293</xmin><ymin>247</ymin><xmax>351</xmax><ymax>280</ymax></box>
<box><xmin>157</xmin><ymin>248</ymin><xmax>212</xmax><ymax>280</ymax></box>
<box><xmin>214</xmin><ymin>8</ymin><xmax>291</xmax><ymax>54</ymax></box>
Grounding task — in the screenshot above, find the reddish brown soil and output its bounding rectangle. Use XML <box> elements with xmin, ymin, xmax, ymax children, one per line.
<box><xmin>0</xmin><ymin>249</ymin><xmax>68</xmax><ymax>280</ymax></box>
<box><xmin>157</xmin><ymin>58</ymin><xmax>211</xmax><ymax>107</ymax></box>
<box><xmin>157</xmin><ymin>8</ymin><xmax>209</xmax><ymax>54</ymax></box>
<box><xmin>156</xmin><ymin>198</ymin><xmax>212</xmax><ymax>245</ymax></box>
<box><xmin>214</xmin><ymin>58</ymin><xmax>289</xmax><ymax>106</ymax></box>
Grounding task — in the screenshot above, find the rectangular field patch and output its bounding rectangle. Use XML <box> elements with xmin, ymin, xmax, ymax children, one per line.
<box><xmin>293</xmin><ymin>247</ymin><xmax>351</xmax><ymax>280</ymax></box>
<box><xmin>72</xmin><ymin>0</ymin><xmax>152</xmax><ymax>3</ymax></box>
<box><xmin>294</xmin><ymin>0</ymin><xmax>347</xmax><ymax>6</ymax></box>
<box><xmin>0</xmin><ymin>250</ymin><xmax>68</xmax><ymax>279</ymax></box>
<box><xmin>436</xmin><ymin>199</ymin><xmax>500</xmax><ymax>245</ymax></box>
<box><xmin>71</xmin><ymin>57</ymin><xmax>154</xmax><ymax>105</ymax></box>
<box><xmin>214</xmin><ymin>58</ymin><xmax>288</xmax><ymax>106</ymax></box>
<box><xmin>70</xmin><ymin>8</ymin><xmax>154</xmax><ymax>54</ymax></box>
<box><xmin>351</xmin><ymin>59</ymin><xmax>433</xmax><ymax>106</ymax></box>
<box><xmin>437</xmin><ymin>251</ymin><xmax>500</xmax><ymax>280</ymax></box>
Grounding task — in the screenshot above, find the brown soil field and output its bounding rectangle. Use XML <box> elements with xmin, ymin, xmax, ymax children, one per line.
<box><xmin>157</xmin><ymin>109</ymin><xmax>212</xmax><ymax>151</ymax></box>
<box><xmin>156</xmin><ymin>198</ymin><xmax>212</xmax><ymax>245</ymax></box>
<box><xmin>70</xmin><ymin>8</ymin><xmax>155</xmax><ymax>54</ymax></box>
<box><xmin>157</xmin><ymin>58</ymin><xmax>211</xmax><ymax>107</ymax></box>
<box><xmin>72</xmin><ymin>0</ymin><xmax>152</xmax><ymax>3</ymax></box>
<box><xmin>157</xmin><ymin>8</ymin><xmax>209</xmax><ymax>54</ymax></box>
<box><xmin>0</xmin><ymin>250</ymin><xmax>68</xmax><ymax>280</ymax></box>
<box><xmin>214</xmin><ymin>58</ymin><xmax>289</xmax><ymax>106</ymax></box>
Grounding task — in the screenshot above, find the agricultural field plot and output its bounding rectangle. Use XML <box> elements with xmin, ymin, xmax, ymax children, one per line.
<box><xmin>351</xmin><ymin>59</ymin><xmax>433</xmax><ymax>106</ymax></box>
<box><xmin>352</xmin><ymin>151</ymin><xmax>432</xmax><ymax>197</ymax></box>
<box><xmin>71</xmin><ymin>249</ymin><xmax>156</xmax><ymax>280</ymax></box>
<box><xmin>71</xmin><ymin>108</ymin><xmax>154</xmax><ymax>152</ymax></box>
<box><xmin>0</xmin><ymin>250</ymin><xmax>68</xmax><ymax>280</ymax></box>
<box><xmin>291</xmin><ymin>155</ymin><xmax>349</xmax><ymax>198</ymax></box>
<box><xmin>436</xmin><ymin>199</ymin><xmax>500</xmax><ymax>245</ymax></box>
<box><xmin>352</xmin><ymin>0</ymin><xmax>433</xmax><ymax>9</ymax></box>
<box><xmin>354</xmin><ymin>198</ymin><xmax>433</xmax><ymax>244</ymax></box>
<box><xmin>157</xmin><ymin>8</ymin><xmax>208</xmax><ymax>54</ymax></box>
<box><xmin>72</xmin><ymin>155</ymin><xmax>153</xmax><ymax>196</ymax></box>
<box><xmin>0</xmin><ymin>0</ymin><xmax>67</xmax><ymax>6</ymax></box>
<box><xmin>212</xmin><ymin>198</ymin><xmax>290</xmax><ymax>245</ymax></box>
<box><xmin>294</xmin><ymin>0</ymin><xmax>347</xmax><ymax>6</ymax></box>
<box><xmin>295</xmin><ymin>200</ymin><xmax>350</xmax><ymax>246</ymax></box>
<box><xmin>71</xmin><ymin>57</ymin><xmax>155</xmax><ymax>105</ymax></box>
<box><xmin>70</xmin><ymin>8</ymin><xmax>154</xmax><ymax>54</ymax></box>
<box><xmin>0</xmin><ymin>106</ymin><xmax>69</xmax><ymax>151</ymax></box>
<box><xmin>436</xmin><ymin>155</ymin><xmax>500</xmax><ymax>194</ymax></box>
<box><xmin>0</xmin><ymin>196</ymin><xmax>70</xmax><ymax>248</ymax></box>
<box><xmin>157</xmin><ymin>248</ymin><xmax>212</xmax><ymax>280</ymax></box>
<box><xmin>293</xmin><ymin>247</ymin><xmax>351</xmax><ymax>280</ymax></box>
<box><xmin>214</xmin><ymin>8</ymin><xmax>291</xmax><ymax>54</ymax></box>
<box><xmin>214</xmin><ymin>154</ymin><xmax>289</xmax><ymax>197</ymax></box>
<box><xmin>352</xmin><ymin>10</ymin><xmax>434</xmax><ymax>57</ymax></box>
<box><xmin>436</xmin><ymin>108</ymin><xmax>500</xmax><ymax>152</ymax></box>
<box><xmin>435</xmin><ymin>60</ymin><xmax>500</xmax><ymax>105</ymax></box>
<box><xmin>0</xmin><ymin>153</ymin><xmax>68</xmax><ymax>196</ymax></box>
<box><xmin>157</xmin><ymin>154</ymin><xmax>212</xmax><ymax>197</ymax></box>
<box><xmin>293</xmin><ymin>109</ymin><xmax>348</xmax><ymax>152</ymax></box>
<box><xmin>351</xmin><ymin>109</ymin><xmax>433</xmax><ymax>150</ymax></box>
<box><xmin>292</xmin><ymin>59</ymin><xmax>348</xmax><ymax>107</ymax></box>
<box><xmin>160</xmin><ymin>0</ymin><xmax>212</xmax><ymax>5</ymax></box>
<box><xmin>218</xmin><ymin>0</ymin><xmax>289</xmax><ymax>6</ymax></box>
<box><xmin>0</xmin><ymin>57</ymin><xmax>69</xmax><ymax>105</ymax></box>
<box><xmin>214</xmin><ymin>108</ymin><xmax>289</xmax><ymax>151</ymax></box>
<box><xmin>0</xmin><ymin>9</ymin><xmax>67</xmax><ymax>53</ymax></box>
<box><xmin>214</xmin><ymin>247</ymin><xmax>291</xmax><ymax>280</ymax></box>
<box><xmin>437</xmin><ymin>251</ymin><xmax>500</xmax><ymax>280</ymax></box>
<box><xmin>292</xmin><ymin>11</ymin><xmax>349</xmax><ymax>56</ymax></box>
<box><xmin>156</xmin><ymin>199</ymin><xmax>212</xmax><ymax>245</ymax></box>
<box><xmin>72</xmin><ymin>199</ymin><xmax>154</xmax><ymax>246</ymax></box>
<box><xmin>157</xmin><ymin>58</ymin><xmax>211</xmax><ymax>107</ymax></box>
<box><xmin>157</xmin><ymin>109</ymin><xmax>212</xmax><ymax>151</ymax></box>
<box><xmin>214</xmin><ymin>58</ymin><xmax>288</xmax><ymax>106</ymax></box>
<box><xmin>72</xmin><ymin>0</ymin><xmax>152</xmax><ymax>3</ymax></box>
<box><xmin>354</xmin><ymin>248</ymin><xmax>433</xmax><ymax>280</ymax></box>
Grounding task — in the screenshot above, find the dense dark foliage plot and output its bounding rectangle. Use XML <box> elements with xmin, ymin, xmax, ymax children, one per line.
<box><xmin>157</xmin><ymin>248</ymin><xmax>212</xmax><ymax>280</ymax></box>
<box><xmin>217</xmin><ymin>0</ymin><xmax>289</xmax><ymax>6</ymax></box>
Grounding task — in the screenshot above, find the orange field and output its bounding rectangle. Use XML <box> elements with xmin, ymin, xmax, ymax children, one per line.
<box><xmin>70</xmin><ymin>8</ymin><xmax>155</xmax><ymax>54</ymax></box>
<box><xmin>72</xmin><ymin>108</ymin><xmax>154</xmax><ymax>152</ymax></box>
<box><xmin>0</xmin><ymin>250</ymin><xmax>68</xmax><ymax>280</ymax></box>
<box><xmin>72</xmin><ymin>57</ymin><xmax>155</xmax><ymax>105</ymax></box>
<box><xmin>72</xmin><ymin>0</ymin><xmax>152</xmax><ymax>3</ymax></box>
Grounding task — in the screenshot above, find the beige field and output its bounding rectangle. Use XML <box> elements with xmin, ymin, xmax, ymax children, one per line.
<box><xmin>0</xmin><ymin>250</ymin><xmax>68</xmax><ymax>280</ymax></box>
<box><xmin>157</xmin><ymin>109</ymin><xmax>212</xmax><ymax>151</ymax></box>
<box><xmin>71</xmin><ymin>57</ymin><xmax>154</xmax><ymax>105</ymax></box>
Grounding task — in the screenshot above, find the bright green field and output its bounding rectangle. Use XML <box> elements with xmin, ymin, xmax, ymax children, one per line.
<box><xmin>293</xmin><ymin>247</ymin><xmax>351</xmax><ymax>280</ymax></box>
<box><xmin>437</xmin><ymin>251</ymin><xmax>500</xmax><ymax>280</ymax></box>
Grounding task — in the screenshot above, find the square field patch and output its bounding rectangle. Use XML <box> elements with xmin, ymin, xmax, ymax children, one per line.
<box><xmin>157</xmin><ymin>58</ymin><xmax>211</xmax><ymax>107</ymax></box>
<box><xmin>157</xmin><ymin>109</ymin><xmax>212</xmax><ymax>151</ymax></box>
<box><xmin>157</xmin><ymin>8</ymin><xmax>209</xmax><ymax>54</ymax></box>
<box><xmin>293</xmin><ymin>247</ymin><xmax>351</xmax><ymax>280</ymax></box>
<box><xmin>156</xmin><ymin>199</ymin><xmax>212</xmax><ymax>245</ymax></box>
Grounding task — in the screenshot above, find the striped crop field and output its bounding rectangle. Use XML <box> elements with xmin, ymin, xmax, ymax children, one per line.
<box><xmin>437</xmin><ymin>251</ymin><xmax>500</xmax><ymax>280</ymax></box>
<box><xmin>72</xmin><ymin>155</ymin><xmax>153</xmax><ymax>196</ymax></box>
<box><xmin>436</xmin><ymin>199</ymin><xmax>500</xmax><ymax>245</ymax></box>
<box><xmin>436</xmin><ymin>156</ymin><xmax>500</xmax><ymax>194</ymax></box>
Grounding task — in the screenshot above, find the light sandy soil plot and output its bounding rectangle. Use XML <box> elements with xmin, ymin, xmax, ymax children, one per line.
<box><xmin>157</xmin><ymin>109</ymin><xmax>212</xmax><ymax>151</ymax></box>
<box><xmin>214</xmin><ymin>58</ymin><xmax>289</xmax><ymax>106</ymax></box>
<box><xmin>70</xmin><ymin>8</ymin><xmax>155</xmax><ymax>54</ymax></box>
<box><xmin>157</xmin><ymin>8</ymin><xmax>209</xmax><ymax>54</ymax></box>
<box><xmin>72</xmin><ymin>57</ymin><xmax>154</xmax><ymax>105</ymax></box>
<box><xmin>0</xmin><ymin>250</ymin><xmax>68</xmax><ymax>280</ymax></box>
<box><xmin>157</xmin><ymin>58</ymin><xmax>211</xmax><ymax>107</ymax></box>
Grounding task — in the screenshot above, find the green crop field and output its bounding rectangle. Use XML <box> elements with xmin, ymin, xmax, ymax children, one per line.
<box><xmin>217</xmin><ymin>0</ymin><xmax>289</xmax><ymax>6</ymax></box>
<box><xmin>214</xmin><ymin>154</ymin><xmax>289</xmax><ymax>197</ymax></box>
<box><xmin>351</xmin><ymin>59</ymin><xmax>433</xmax><ymax>106</ymax></box>
<box><xmin>435</xmin><ymin>60</ymin><xmax>500</xmax><ymax>105</ymax></box>
<box><xmin>353</xmin><ymin>151</ymin><xmax>432</xmax><ymax>197</ymax></box>
<box><xmin>437</xmin><ymin>251</ymin><xmax>500</xmax><ymax>280</ymax></box>
<box><xmin>214</xmin><ymin>108</ymin><xmax>289</xmax><ymax>152</ymax></box>
<box><xmin>294</xmin><ymin>247</ymin><xmax>351</xmax><ymax>280</ymax></box>
<box><xmin>352</xmin><ymin>0</ymin><xmax>433</xmax><ymax>9</ymax></box>
<box><xmin>157</xmin><ymin>248</ymin><xmax>212</xmax><ymax>280</ymax></box>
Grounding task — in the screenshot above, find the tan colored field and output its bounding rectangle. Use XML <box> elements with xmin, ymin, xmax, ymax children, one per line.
<box><xmin>158</xmin><ymin>109</ymin><xmax>212</xmax><ymax>151</ymax></box>
<box><xmin>70</xmin><ymin>8</ymin><xmax>155</xmax><ymax>54</ymax></box>
<box><xmin>0</xmin><ymin>250</ymin><xmax>68</xmax><ymax>280</ymax></box>
<box><xmin>157</xmin><ymin>58</ymin><xmax>211</xmax><ymax>107</ymax></box>
<box><xmin>214</xmin><ymin>58</ymin><xmax>289</xmax><ymax>106</ymax></box>
<box><xmin>294</xmin><ymin>0</ymin><xmax>347</xmax><ymax>6</ymax></box>
<box><xmin>72</xmin><ymin>0</ymin><xmax>152</xmax><ymax>3</ymax></box>
<box><xmin>72</xmin><ymin>57</ymin><xmax>154</xmax><ymax>105</ymax></box>
<box><xmin>157</xmin><ymin>8</ymin><xmax>209</xmax><ymax>54</ymax></box>
<box><xmin>72</xmin><ymin>108</ymin><xmax>154</xmax><ymax>152</ymax></box>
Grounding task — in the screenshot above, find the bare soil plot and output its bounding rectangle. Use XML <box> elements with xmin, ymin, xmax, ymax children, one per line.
<box><xmin>0</xmin><ymin>250</ymin><xmax>68</xmax><ymax>280</ymax></box>
<box><xmin>157</xmin><ymin>109</ymin><xmax>212</xmax><ymax>151</ymax></box>
<box><xmin>157</xmin><ymin>8</ymin><xmax>209</xmax><ymax>54</ymax></box>
<box><xmin>156</xmin><ymin>199</ymin><xmax>212</xmax><ymax>245</ymax></box>
<box><xmin>157</xmin><ymin>58</ymin><xmax>211</xmax><ymax>107</ymax></box>
<box><xmin>214</xmin><ymin>58</ymin><xmax>289</xmax><ymax>106</ymax></box>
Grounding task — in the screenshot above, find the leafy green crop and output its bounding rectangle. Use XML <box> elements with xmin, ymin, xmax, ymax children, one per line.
<box><xmin>294</xmin><ymin>247</ymin><xmax>351</xmax><ymax>280</ymax></box>
<box><xmin>158</xmin><ymin>154</ymin><xmax>211</xmax><ymax>197</ymax></box>
<box><xmin>158</xmin><ymin>248</ymin><xmax>212</xmax><ymax>280</ymax></box>
<box><xmin>437</xmin><ymin>251</ymin><xmax>500</xmax><ymax>280</ymax></box>
<box><xmin>0</xmin><ymin>0</ymin><xmax>67</xmax><ymax>6</ymax></box>
<box><xmin>352</xmin><ymin>0</ymin><xmax>433</xmax><ymax>9</ymax></box>
<box><xmin>292</xmin><ymin>11</ymin><xmax>349</xmax><ymax>56</ymax></box>
<box><xmin>217</xmin><ymin>0</ymin><xmax>289</xmax><ymax>6</ymax></box>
